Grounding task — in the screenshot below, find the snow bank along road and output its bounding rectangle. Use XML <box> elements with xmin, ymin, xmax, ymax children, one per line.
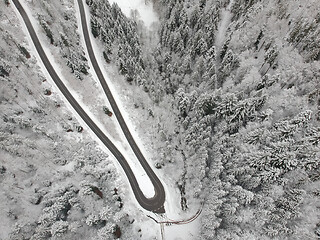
<box><xmin>12</xmin><ymin>0</ymin><xmax>165</xmax><ymax>213</ymax></box>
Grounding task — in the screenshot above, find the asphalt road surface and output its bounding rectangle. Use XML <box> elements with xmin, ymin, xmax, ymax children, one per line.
<box><xmin>12</xmin><ymin>0</ymin><xmax>165</xmax><ymax>213</ymax></box>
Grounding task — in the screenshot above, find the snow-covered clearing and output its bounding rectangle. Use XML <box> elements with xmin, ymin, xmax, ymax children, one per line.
<box><xmin>108</xmin><ymin>0</ymin><xmax>158</xmax><ymax>28</ymax></box>
<box><xmin>215</xmin><ymin>0</ymin><xmax>234</xmax><ymax>54</ymax></box>
<box><xmin>164</xmin><ymin>220</ymin><xmax>200</xmax><ymax>240</ymax></box>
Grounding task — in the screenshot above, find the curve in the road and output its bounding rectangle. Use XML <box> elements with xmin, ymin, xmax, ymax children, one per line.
<box><xmin>12</xmin><ymin>0</ymin><xmax>165</xmax><ymax>213</ymax></box>
<box><xmin>76</xmin><ymin>0</ymin><xmax>166</xmax><ymax>212</ymax></box>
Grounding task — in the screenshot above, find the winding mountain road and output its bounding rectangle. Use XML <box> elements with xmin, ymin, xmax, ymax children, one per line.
<box><xmin>12</xmin><ymin>0</ymin><xmax>165</xmax><ymax>213</ymax></box>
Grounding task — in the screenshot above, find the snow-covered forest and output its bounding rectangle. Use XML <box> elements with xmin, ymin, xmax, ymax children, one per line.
<box><xmin>149</xmin><ymin>0</ymin><xmax>320</xmax><ymax>238</ymax></box>
<box><xmin>1</xmin><ymin>0</ymin><xmax>320</xmax><ymax>239</ymax></box>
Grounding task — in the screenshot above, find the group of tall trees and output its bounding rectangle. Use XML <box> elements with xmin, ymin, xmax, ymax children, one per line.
<box><xmin>86</xmin><ymin>0</ymin><xmax>147</xmax><ymax>84</ymax></box>
<box><xmin>35</xmin><ymin>1</ymin><xmax>90</xmax><ymax>80</ymax></box>
<box><xmin>144</xmin><ymin>0</ymin><xmax>320</xmax><ymax>239</ymax></box>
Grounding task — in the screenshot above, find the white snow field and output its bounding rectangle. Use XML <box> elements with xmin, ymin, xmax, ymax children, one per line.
<box><xmin>108</xmin><ymin>0</ymin><xmax>158</xmax><ymax>28</ymax></box>
<box><xmin>215</xmin><ymin>0</ymin><xmax>234</xmax><ymax>54</ymax></box>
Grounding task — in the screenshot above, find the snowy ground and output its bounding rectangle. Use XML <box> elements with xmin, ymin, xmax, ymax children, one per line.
<box><xmin>215</xmin><ymin>0</ymin><xmax>234</xmax><ymax>58</ymax></box>
<box><xmin>107</xmin><ymin>0</ymin><xmax>158</xmax><ymax>28</ymax></box>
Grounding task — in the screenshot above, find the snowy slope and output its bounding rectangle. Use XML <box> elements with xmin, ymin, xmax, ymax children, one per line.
<box><xmin>108</xmin><ymin>0</ymin><xmax>158</xmax><ymax>28</ymax></box>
